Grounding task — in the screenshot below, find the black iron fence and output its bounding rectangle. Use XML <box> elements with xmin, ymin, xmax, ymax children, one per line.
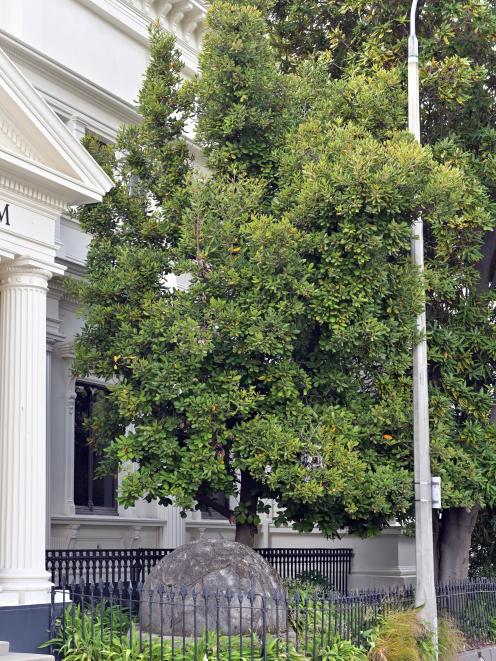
<box><xmin>258</xmin><ymin>549</ymin><xmax>352</xmax><ymax>593</ymax></box>
<box><xmin>46</xmin><ymin>548</ymin><xmax>173</xmax><ymax>587</ymax></box>
<box><xmin>46</xmin><ymin>547</ymin><xmax>354</xmax><ymax>594</ymax></box>
<box><xmin>437</xmin><ymin>579</ymin><xmax>496</xmax><ymax>645</ymax></box>
<box><xmin>47</xmin><ymin>580</ymin><xmax>413</xmax><ymax>660</ymax></box>
<box><xmin>46</xmin><ymin>579</ymin><xmax>496</xmax><ymax>659</ymax></box>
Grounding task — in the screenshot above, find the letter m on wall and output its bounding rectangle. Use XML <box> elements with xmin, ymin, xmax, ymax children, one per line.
<box><xmin>0</xmin><ymin>204</ymin><xmax>10</xmax><ymax>226</ymax></box>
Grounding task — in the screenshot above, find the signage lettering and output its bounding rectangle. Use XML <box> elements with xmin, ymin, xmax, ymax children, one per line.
<box><xmin>0</xmin><ymin>203</ymin><xmax>10</xmax><ymax>226</ymax></box>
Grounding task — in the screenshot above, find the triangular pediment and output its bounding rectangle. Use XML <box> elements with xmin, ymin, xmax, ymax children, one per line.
<box><xmin>0</xmin><ymin>116</ymin><xmax>43</xmax><ymax>162</ymax></box>
<box><xmin>0</xmin><ymin>46</ymin><xmax>113</xmax><ymax>207</ymax></box>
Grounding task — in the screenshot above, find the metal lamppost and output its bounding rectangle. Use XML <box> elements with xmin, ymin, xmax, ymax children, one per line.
<box><xmin>408</xmin><ymin>0</ymin><xmax>438</xmax><ymax>649</ymax></box>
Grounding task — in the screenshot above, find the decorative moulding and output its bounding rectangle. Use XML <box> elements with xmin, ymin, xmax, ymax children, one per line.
<box><xmin>57</xmin><ymin>340</ymin><xmax>76</xmax><ymax>361</ymax></box>
<box><xmin>0</xmin><ymin>44</ymin><xmax>113</xmax><ymax>211</ymax></box>
<box><xmin>0</xmin><ymin>28</ymin><xmax>140</xmax><ymax>140</ymax></box>
<box><xmin>75</xmin><ymin>0</ymin><xmax>205</xmax><ymax>76</ymax></box>
<box><xmin>0</xmin><ymin>255</ymin><xmax>65</xmax><ymax>280</ymax></box>
<box><xmin>47</xmin><ymin>275</ymin><xmax>69</xmax><ymax>300</ymax></box>
<box><xmin>0</xmin><ymin>117</ymin><xmax>42</xmax><ymax>163</ymax></box>
<box><xmin>0</xmin><ymin>172</ymin><xmax>66</xmax><ymax>215</ymax></box>
<box><xmin>51</xmin><ymin>515</ymin><xmax>163</xmax><ymax>525</ymax></box>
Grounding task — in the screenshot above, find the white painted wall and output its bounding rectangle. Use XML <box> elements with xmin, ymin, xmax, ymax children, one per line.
<box><xmin>0</xmin><ymin>0</ymin><xmax>201</xmax><ymax>104</ymax></box>
<box><xmin>13</xmin><ymin>0</ymin><xmax>148</xmax><ymax>103</ymax></box>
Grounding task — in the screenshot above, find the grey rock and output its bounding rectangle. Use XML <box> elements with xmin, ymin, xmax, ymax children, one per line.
<box><xmin>140</xmin><ymin>540</ymin><xmax>286</xmax><ymax>636</ymax></box>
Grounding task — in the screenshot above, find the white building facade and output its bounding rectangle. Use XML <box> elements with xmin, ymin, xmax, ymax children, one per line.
<box><xmin>0</xmin><ymin>1</ymin><xmax>415</xmax><ymax>645</ymax></box>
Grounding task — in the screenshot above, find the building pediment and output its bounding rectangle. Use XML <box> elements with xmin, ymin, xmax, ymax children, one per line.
<box><xmin>0</xmin><ymin>45</ymin><xmax>113</xmax><ymax>214</ymax></box>
<box><xmin>0</xmin><ymin>116</ymin><xmax>43</xmax><ymax>162</ymax></box>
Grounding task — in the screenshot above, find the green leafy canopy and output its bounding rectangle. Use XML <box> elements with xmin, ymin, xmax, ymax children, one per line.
<box><xmin>74</xmin><ymin>2</ymin><xmax>496</xmax><ymax>542</ymax></box>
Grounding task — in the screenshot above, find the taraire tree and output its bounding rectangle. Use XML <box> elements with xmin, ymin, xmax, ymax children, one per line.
<box><xmin>74</xmin><ymin>1</ymin><xmax>496</xmax><ymax>560</ymax></box>
<box><xmin>261</xmin><ymin>0</ymin><xmax>496</xmax><ymax>579</ymax></box>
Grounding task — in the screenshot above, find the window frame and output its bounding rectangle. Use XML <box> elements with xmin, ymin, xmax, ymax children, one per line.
<box><xmin>73</xmin><ymin>381</ymin><xmax>118</xmax><ymax>516</ymax></box>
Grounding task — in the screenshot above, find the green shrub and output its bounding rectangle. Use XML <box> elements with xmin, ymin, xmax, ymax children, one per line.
<box><xmin>284</xmin><ymin>572</ymin><xmax>333</xmax><ymax>593</ymax></box>
<box><xmin>42</xmin><ymin>602</ymin><xmax>134</xmax><ymax>661</ymax></box>
<box><xmin>44</xmin><ymin>601</ymin><xmax>466</xmax><ymax>661</ymax></box>
<box><xmin>320</xmin><ymin>637</ymin><xmax>367</xmax><ymax>660</ymax></box>
<box><xmin>42</xmin><ymin>604</ymin><xmax>312</xmax><ymax>661</ymax></box>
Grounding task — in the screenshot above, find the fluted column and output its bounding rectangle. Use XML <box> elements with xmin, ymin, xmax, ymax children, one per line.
<box><xmin>0</xmin><ymin>257</ymin><xmax>53</xmax><ymax>605</ymax></box>
<box><xmin>59</xmin><ymin>342</ymin><xmax>76</xmax><ymax>517</ymax></box>
<box><xmin>161</xmin><ymin>506</ymin><xmax>186</xmax><ymax>548</ymax></box>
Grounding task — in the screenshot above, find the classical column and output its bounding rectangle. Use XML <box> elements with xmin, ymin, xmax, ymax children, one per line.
<box><xmin>59</xmin><ymin>342</ymin><xmax>76</xmax><ymax>517</ymax></box>
<box><xmin>0</xmin><ymin>258</ymin><xmax>54</xmax><ymax>605</ymax></box>
<box><xmin>46</xmin><ymin>339</ymin><xmax>54</xmax><ymax>548</ymax></box>
<box><xmin>160</xmin><ymin>506</ymin><xmax>186</xmax><ymax>548</ymax></box>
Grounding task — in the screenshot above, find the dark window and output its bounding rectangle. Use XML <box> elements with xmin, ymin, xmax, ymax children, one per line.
<box><xmin>74</xmin><ymin>382</ymin><xmax>117</xmax><ymax>514</ymax></box>
<box><xmin>200</xmin><ymin>493</ymin><xmax>230</xmax><ymax>520</ymax></box>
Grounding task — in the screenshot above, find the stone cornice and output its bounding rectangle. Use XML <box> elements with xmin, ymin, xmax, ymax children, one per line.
<box><xmin>0</xmin><ymin>172</ymin><xmax>67</xmax><ymax>216</ymax></box>
<box><xmin>47</xmin><ymin>275</ymin><xmax>70</xmax><ymax>300</ymax></box>
<box><xmin>47</xmin><ymin>330</ymin><xmax>66</xmax><ymax>347</ymax></box>
<box><xmin>51</xmin><ymin>515</ymin><xmax>163</xmax><ymax>526</ymax></box>
<box><xmin>56</xmin><ymin>258</ymin><xmax>87</xmax><ymax>280</ymax></box>
<box><xmin>0</xmin><ymin>29</ymin><xmax>140</xmax><ymax>139</ymax></box>
<box><xmin>75</xmin><ymin>0</ymin><xmax>205</xmax><ymax>77</ymax></box>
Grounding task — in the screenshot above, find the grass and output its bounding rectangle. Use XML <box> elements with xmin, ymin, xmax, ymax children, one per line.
<box><xmin>437</xmin><ymin>617</ymin><xmax>465</xmax><ymax>660</ymax></box>
<box><xmin>367</xmin><ymin>610</ymin><xmax>426</xmax><ymax>661</ymax></box>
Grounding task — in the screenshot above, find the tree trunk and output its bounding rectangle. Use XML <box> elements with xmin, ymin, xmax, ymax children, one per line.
<box><xmin>235</xmin><ymin>521</ymin><xmax>256</xmax><ymax>547</ymax></box>
<box><xmin>476</xmin><ymin>228</ymin><xmax>496</xmax><ymax>293</ymax></box>
<box><xmin>235</xmin><ymin>471</ymin><xmax>259</xmax><ymax>548</ymax></box>
<box><xmin>438</xmin><ymin>506</ymin><xmax>480</xmax><ymax>582</ymax></box>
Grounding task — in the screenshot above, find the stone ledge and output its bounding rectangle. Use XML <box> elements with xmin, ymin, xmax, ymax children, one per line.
<box><xmin>2</xmin><ymin>655</ymin><xmax>54</xmax><ymax>661</ymax></box>
<box><xmin>0</xmin><ymin>642</ymin><xmax>53</xmax><ymax>660</ymax></box>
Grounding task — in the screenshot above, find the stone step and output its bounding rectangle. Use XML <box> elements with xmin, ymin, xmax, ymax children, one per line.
<box><xmin>2</xmin><ymin>656</ymin><xmax>54</xmax><ymax>661</ymax></box>
<box><xmin>0</xmin><ymin>644</ymin><xmax>53</xmax><ymax>661</ymax></box>
<box><xmin>458</xmin><ymin>647</ymin><xmax>496</xmax><ymax>660</ymax></box>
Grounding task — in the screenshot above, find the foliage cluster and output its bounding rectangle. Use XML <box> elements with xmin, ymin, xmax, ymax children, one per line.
<box><xmin>261</xmin><ymin>0</ymin><xmax>496</xmax><ymax>553</ymax></box>
<box><xmin>266</xmin><ymin>0</ymin><xmax>496</xmax><ymax>147</ymax></box>
<box><xmin>74</xmin><ymin>0</ymin><xmax>496</xmax><ymax>553</ymax></box>
<box><xmin>367</xmin><ymin>610</ymin><xmax>429</xmax><ymax>661</ymax></box>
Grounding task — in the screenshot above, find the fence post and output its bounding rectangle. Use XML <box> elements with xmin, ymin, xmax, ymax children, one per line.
<box><xmin>48</xmin><ymin>586</ymin><xmax>56</xmax><ymax>656</ymax></box>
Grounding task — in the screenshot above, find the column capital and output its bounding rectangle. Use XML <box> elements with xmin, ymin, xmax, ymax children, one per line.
<box><xmin>0</xmin><ymin>257</ymin><xmax>65</xmax><ymax>291</ymax></box>
<box><xmin>57</xmin><ymin>340</ymin><xmax>75</xmax><ymax>361</ymax></box>
<box><xmin>47</xmin><ymin>333</ymin><xmax>65</xmax><ymax>349</ymax></box>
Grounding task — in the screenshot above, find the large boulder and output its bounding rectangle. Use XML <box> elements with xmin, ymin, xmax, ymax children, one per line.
<box><xmin>140</xmin><ymin>540</ymin><xmax>286</xmax><ymax>636</ymax></box>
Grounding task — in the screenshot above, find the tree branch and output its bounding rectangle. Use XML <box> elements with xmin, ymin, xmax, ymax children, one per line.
<box><xmin>196</xmin><ymin>492</ymin><xmax>234</xmax><ymax>521</ymax></box>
